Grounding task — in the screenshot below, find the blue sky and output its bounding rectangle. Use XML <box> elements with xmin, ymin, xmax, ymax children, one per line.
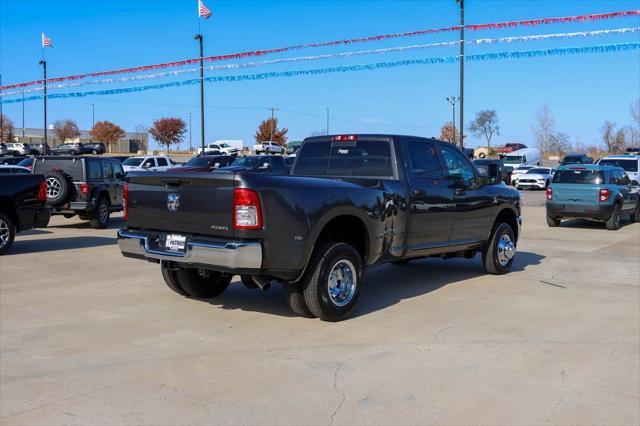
<box><xmin>1</xmin><ymin>0</ymin><xmax>639</xmax><ymax>150</ymax></box>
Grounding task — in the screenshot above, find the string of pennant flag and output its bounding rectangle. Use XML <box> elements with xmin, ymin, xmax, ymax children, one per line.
<box><xmin>1</xmin><ymin>8</ymin><xmax>638</xmax><ymax>92</ymax></box>
<box><xmin>4</xmin><ymin>27</ymin><xmax>639</xmax><ymax>97</ymax></box>
<box><xmin>2</xmin><ymin>42</ymin><xmax>638</xmax><ymax>105</ymax></box>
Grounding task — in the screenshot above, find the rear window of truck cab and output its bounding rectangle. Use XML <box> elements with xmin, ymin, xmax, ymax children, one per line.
<box><xmin>553</xmin><ymin>169</ymin><xmax>603</xmax><ymax>184</ymax></box>
<box><xmin>293</xmin><ymin>139</ymin><xmax>393</xmax><ymax>177</ymax></box>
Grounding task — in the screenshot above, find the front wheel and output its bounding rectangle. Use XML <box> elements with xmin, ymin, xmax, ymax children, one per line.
<box><xmin>629</xmin><ymin>201</ymin><xmax>639</xmax><ymax>223</ymax></box>
<box><xmin>174</xmin><ymin>268</ymin><xmax>231</xmax><ymax>298</ymax></box>
<box><xmin>302</xmin><ymin>242</ymin><xmax>363</xmax><ymax>322</ymax></box>
<box><xmin>482</xmin><ymin>222</ymin><xmax>516</xmax><ymax>275</ymax></box>
<box><xmin>0</xmin><ymin>212</ymin><xmax>16</xmax><ymax>255</ymax></box>
<box><xmin>605</xmin><ymin>203</ymin><xmax>622</xmax><ymax>230</ymax></box>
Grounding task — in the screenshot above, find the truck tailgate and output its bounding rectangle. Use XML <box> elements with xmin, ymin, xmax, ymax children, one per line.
<box><xmin>126</xmin><ymin>171</ymin><xmax>235</xmax><ymax>238</ymax></box>
<box><xmin>552</xmin><ymin>184</ymin><xmax>599</xmax><ymax>204</ymax></box>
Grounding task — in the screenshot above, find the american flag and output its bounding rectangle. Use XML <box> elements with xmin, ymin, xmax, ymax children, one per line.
<box><xmin>198</xmin><ymin>0</ymin><xmax>212</xmax><ymax>19</ymax></box>
<box><xmin>41</xmin><ymin>33</ymin><xmax>53</xmax><ymax>48</ymax></box>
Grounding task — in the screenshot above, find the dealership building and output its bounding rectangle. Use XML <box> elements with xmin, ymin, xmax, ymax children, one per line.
<box><xmin>12</xmin><ymin>127</ymin><xmax>148</xmax><ymax>153</ymax></box>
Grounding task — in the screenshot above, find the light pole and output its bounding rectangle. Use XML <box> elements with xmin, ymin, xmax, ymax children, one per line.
<box><xmin>268</xmin><ymin>107</ymin><xmax>278</xmax><ymax>141</ymax></box>
<box><xmin>91</xmin><ymin>104</ymin><xmax>95</xmax><ymax>128</ymax></box>
<box><xmin>0</xmin><ymin>74</ymin><xmax>3</xmax><ymax>142</ymax></box>
<box><xmin>326</xmin><ymin>107</ymin><xmax>330</xmax><ymax>135</ymax></box>
<box><xmin>446</xmin><ymin>97</ymin><xmax>459</xmax><ymax>144</ymax></box>
<box><xmin>39</xmin><ymin>60</ymin><xmax>48</xmax><ymax>146</ymax></box>
<box><xmin>195</xmin><ymin>33</ymin><xmax>205</xmax><ymax>154</ymax></box>
<box><xmin>456</xmin><ymin>0</ymin><xmax>465</xmax><ymax>149</ymax></box>
<box><xmin>188</xmin><ymin>112</ymin><xmax>192</xmax><ymax>153</ymax></box>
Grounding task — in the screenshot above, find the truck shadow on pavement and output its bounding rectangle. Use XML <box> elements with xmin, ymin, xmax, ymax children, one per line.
<box><xmin>199</xmin><ymin>251</ymin><xmax>544</xmax><ymax>319</ymax></box>
<box><xmin>9</xmin><ymin>236</ymin><xmax>116</xmax><ymax>255</ymax></box>
<box><xmin>47</xmin><ymin>217</ymin><xmax>125</xmax><ymax>230</ymax></box>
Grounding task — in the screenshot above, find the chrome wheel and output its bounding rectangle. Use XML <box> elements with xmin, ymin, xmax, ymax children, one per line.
<box><xmin>497</xmin><ymin>234</ymin><xmax>516</xmax><ymax>266</ymax></box>
<box><xmin>0</xmin><ymin>217</ymin><xmax>9</xmax><ymax>248</ymax></box>
<box><xmin>46</xmin><ymin>177</ymin><xmax>61</xmax><ymax>199</ymax></box>
<box><xmin>327</xmin><ymin>259</ymin><xmax>357</xmax><ymax>307</ymax></box>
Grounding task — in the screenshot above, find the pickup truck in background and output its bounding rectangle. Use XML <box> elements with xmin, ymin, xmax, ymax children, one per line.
<box><xmin>496</xmin><ymin>143</ymin><xmax>527</xmax><ymax>155</ymax></box>
<box><xmin>118</xmin><ymin>134</ymin><xmax>521</xmax><ymax>321</ymax></box>
<box><xmin>0</xmin><ymin>174</ymin><xmax>50</xmax><ymax>254</ymax></box>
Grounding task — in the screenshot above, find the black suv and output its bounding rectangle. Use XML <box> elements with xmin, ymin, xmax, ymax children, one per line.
<box><xmin>32</xmin><ymin>156</ymin><xmax>125</xmax><ymax>228</ymax></box>
<box><xmin>83</xmin><ymin>142</ymin><xmax>107</xmax><ymax>155</ymax></box>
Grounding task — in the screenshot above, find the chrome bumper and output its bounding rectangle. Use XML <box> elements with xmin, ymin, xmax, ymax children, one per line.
<box><xmin>117</xmin><ymin>229</ymin><xmax>262</xmax><ymax>269</ymax></box>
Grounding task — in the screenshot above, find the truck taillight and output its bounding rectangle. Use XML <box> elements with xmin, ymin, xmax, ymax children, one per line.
<box><xmin>80</xmin><ymin>183</ymin><xmax>89</xmax><ymax>195</ymax></box>
<box><xmin>38</xmin><ymin>180</ymin><xmax>47</xmax><ymax>202</ymax></box>
<box><xmin>332</xmin><ymin>135</ymin><xmax>358</xmax><ymax>142</ymax></box>
<box><xmin>123</xmin><ymin>184</ymin><xmax>129</xmax><ymax>221</ymax></box>
<box><xmin>546</xmin><ymin>187</ymin><xmax>553</xmax><ymax>201</ymax></box>
<box><xmin>233</xmin><ymin>188</ymin><xmax>262</xmax><ymax>230</ymax></box>
<box><xmin>599</xmin><ymin>189</ymin><xmax>610</xmax><ymax>202</ymax></box>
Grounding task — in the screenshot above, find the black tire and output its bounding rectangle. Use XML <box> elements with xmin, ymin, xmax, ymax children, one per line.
<box><xmin>546</xmin><ymin>214</ymin><xmax>561</xmax><ymax>227</ymax></box>
<box><xmin>302</xmin><ymin>242</ymin><xmax>363</xmax><ymax>322</ymax></box>
<box><xmin>45</xmin><ymin>172</ymin><xmax>71</xmax><ymax>206</ymax></box>
<box><xmin>482</xmin><ymin>222</ymin><xmax>516</xmax><ymax>275</ymax></box>
<box><xmin>89</xmin><ymin>197</ymin><xmax>110</xmax><ymax>229</ymax></box>
<box><xmin>605</xmin><ymin>203</ymin><xmax>622</xmax><ymax>230</ymax></box>
<box><xmin>174</xmin><ymin>268</ymin><xmax>231</xmax><ymax>298</ymax></box>
<box><xmin>0</xmin><ymin>211</ymin><xmax>16</xmax><ymax>255</ymax></box>
<box><xmin>240</xmin><ymin>274</ymin><xmax>258</xmax><ymax>289</ymax></box>
<box><xmin>629</xmin><ymin>201</ymin><xmax>639</xmax><ymax>223</ymax></box>
<box><xmin>160</xmin><ymin>261</ymin><xmax>187</xmax><ymax>296</ymax></box>
<box><xmin>282</xmin><ymin>282</ymin><xmax>315</xmax><ymax>318</ymax></box>
<box><xmin>479</xmin><ymin>152</ymin><xmax>486</xmax><ymax>158</ymax></box>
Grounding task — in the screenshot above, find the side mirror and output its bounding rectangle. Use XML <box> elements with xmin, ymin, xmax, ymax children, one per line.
<box><xmin>487</xmin><ymin>163</ymin><xmax>503</xmax><ymax>185</ymax></box>
<box><xmin>142</xmin><ymin>163</ymin><xmax>151</xmax><ymax>169</ymax></box>
<box><xmin>115</xmin><ymin>172</ymin><xmax>123</xmax><ymax>180</ymax></box>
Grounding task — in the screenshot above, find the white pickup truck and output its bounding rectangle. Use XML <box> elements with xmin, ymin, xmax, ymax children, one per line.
<box><xmin>197</xmin><ymin>142</ymin><xmax>240</xmax><ymax>156</ymax></box>
<box><xmin>122</xmin><ymin>155</ymin><xmax>176</xmax><ymax>173</ymax></box>
<box><xmin>253</xmin><ymin>141</ymin><xmax>283</xmax><ymax>154</ymax></box>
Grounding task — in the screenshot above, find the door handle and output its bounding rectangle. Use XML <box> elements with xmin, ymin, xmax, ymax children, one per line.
<box><xmin>412</xmin><ymin>189</ymin><xmax>425</xmax><ymax>196</ymax></box>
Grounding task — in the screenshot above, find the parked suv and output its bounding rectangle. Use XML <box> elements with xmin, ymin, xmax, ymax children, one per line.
<box><xmin>197</xmin><ymin>142</ymin><xmax>239</xmax><ymax>156</ymax></box>
<box><xmin>546</xmin><ymin>164</ymin><xmax>640</xmax><ymax>230</ymax></box>
<box><xmin>30</xmin><ymin>142</ymin><xmax>51</xmax><ymax>156</ymax></box>
<box><xmin>52</xmin><ymin>142</ymin><xmax>85</xmax><ymax>156</ymax></box>
<box><xmin>83</xmin><ymin>142</ymin><xmax>107</xmax><ymax>155</ymax></box>
<box><xmin>561</xmin><ymin>153</ymin><xmax>593</xmax><ymax>165</ymax></box>
<box><xmin>32</xmin><ymin>156</ymin><xmax>126</xmax><ymax>228</ymax></box>
<box><xmin>5</xmin><ymin>143</ymin><xmax>34</xmax><ymax>156</ymax></box>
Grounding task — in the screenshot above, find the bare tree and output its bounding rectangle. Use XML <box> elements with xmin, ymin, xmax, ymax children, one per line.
<box><xmin>134</xmin><ymin>124</ymin><xmax>148</xmax><ymax>151</ymax></box>
<box><xmin>631</xmin><ymin>99</ymin><xmax>640</xmax><ymax>126</ymax></box>
<box><xmin>532</xmin><ymin>105</ymin><xmax>557</xmax><ymax>152</ymax></box>
<box><xmin>439</xmin><ymin>122</ymin><xmax>460</xmax><ymax>144</ymax></box>
<box><xmin>548</xmin><ymin>132</ymin><xmax>571</xmax><ymax>155</ymax></box>
<box><xmin>600</xmin><ymin>121</ymin><xmax>619</xmax><ymax>153</ymax></box>
<box><xmin>53</xmin><ymin>119</ymin><xmax>81</xmax><ymax>143</ymax></box>
<box><xmin>468</xmin><ymin>110</ymin><xmax>499</xmax><ymax>151</ymax></box>
<box><xmin>0</xmin><ymin>114</ymin><xmax>15</xmax><ymax>143</ymax></box>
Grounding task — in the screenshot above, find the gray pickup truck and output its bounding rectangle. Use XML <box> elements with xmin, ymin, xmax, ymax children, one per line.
<box><xmin>119</xmin><ymin>135</ymin><xmax>521</xmax><ymax>321</ymax></box>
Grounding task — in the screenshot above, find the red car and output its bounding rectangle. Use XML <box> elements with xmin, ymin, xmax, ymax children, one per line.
<box><xmin>496</xmin><ymin>143</ymin><xmax>527</xmax><ymax>154</ymax></box>
<box><xmin>168</xmin><ymin>155</ymin><xmax>234</xmax><ymax>172</ymax></box>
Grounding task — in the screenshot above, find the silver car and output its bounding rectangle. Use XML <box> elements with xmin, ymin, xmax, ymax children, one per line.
<box><xmin>5</xmin><ymin>143</ymin><xmax>31</xmax><ymax>156</ymax></box>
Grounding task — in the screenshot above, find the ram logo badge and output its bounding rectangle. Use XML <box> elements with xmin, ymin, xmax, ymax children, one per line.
<box><xmin>167</xmin><ymin>193</ymin><xmax>180</xmax><ymax>212</ymax></box>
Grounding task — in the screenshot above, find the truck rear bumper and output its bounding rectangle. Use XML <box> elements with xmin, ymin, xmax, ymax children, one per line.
<box><xmin>117</xmin><ymin>229</ymin><xmax>262</xmax><ymax>270</ymax></box>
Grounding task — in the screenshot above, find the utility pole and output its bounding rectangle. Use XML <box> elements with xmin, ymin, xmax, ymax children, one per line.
<box><xmin>446</xmin><ymin>97</ymin><xmax>459</xmax><ymax>144</ymax></box>
<box><xmin>91</xmin><ymin>103</ymin><xmax>95</xmax><ymax>128</ymax></box>
<box><xmin>0</xmin><ymin>74</ymin><xmax>3</xmax><ymax>143</ymax></box>
<box><xmin>195</xmin><ymin>33</ymin><xmax>205</xmax><ymax>154</ymax></box>
<box><xmin>22</xmin><ymin>91</ymin><xmax>25</xmax><ymax>137</ymax></box>
<box><xmin>326</xmin><ymin>107</ymin><xmax>330</xmax><ymax>135</ymax></box>
<box><xmin>39</xmin><ymin>60</ymin><xmax>48</xmax><ymax>146</ymax></box>
<box><xmin>268</xmin><ymin>107</ymin><xmax>278</xmax><ymax>141</ymax></box>
<box><xmin>457</xmin><ymin>0</ymin><xmax>465</xmax><ymax>149</ymax></box>
<box><xmin>188</xmin><ymin>112</ymin><xmax>192</xmax><ymax>153</ymax></box>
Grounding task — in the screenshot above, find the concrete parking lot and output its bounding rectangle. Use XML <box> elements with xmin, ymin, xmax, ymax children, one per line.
<box><xmin>1</xmin><ymin>194</ymin><xmax>638</xmax><ymax>425</ymax></box>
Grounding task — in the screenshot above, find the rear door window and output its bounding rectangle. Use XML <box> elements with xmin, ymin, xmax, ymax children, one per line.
<box><xmin>102</xmin><ymin>162</ymin><xmax>114</xmax><ymax>179</ymax></box>
<box><xmin>88</xmin><ymin>160</ymin><xmax>103</xmax><ymax>179</ymax></box>
<box><xmin>553</xmin><ymin>169</ymin><xmax>603</xmax><ymax>184</ymax></box>
<box><xmin>157</xmin><ymin>158</ymin><xmax>168</xmax><ymax>167</ymax></box>
<box><xmin>409</xmin><ymin>142</ymin><xmax>442</xmax><ymax>178</ymax></box>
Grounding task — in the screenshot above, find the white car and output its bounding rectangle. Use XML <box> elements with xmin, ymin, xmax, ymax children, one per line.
<box><xmin>0</xmin><ymin>165</ymin><xmax>31</xmax><ymax>174</ymax></box>
<box><xmin>509</xmin><ymin>165</ymin><xmax>536</xmax><ymax>182</ymax></box>
<box><xmin>197</xmin><ymin>142</ymin><xmax>239</xmax><ymax>156</ymax></box>
<box><xmin>598</xmin><ymin>155</ymin><xmax>640</xmax><ymax>184</ymax></box>
<box><xmin>253</xmin><ymin>141</ymin><xmax>283</xmax><ymax>155</ymax></box>
<box><xmin>513</xmin><ymin>167</ymin><xmax>554</xmax><ymax>190</ymax></box>
<box><xmin>122</xmin><ymin>156</ymin><xmax>175</xmax><ymax>173</ymax></box>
